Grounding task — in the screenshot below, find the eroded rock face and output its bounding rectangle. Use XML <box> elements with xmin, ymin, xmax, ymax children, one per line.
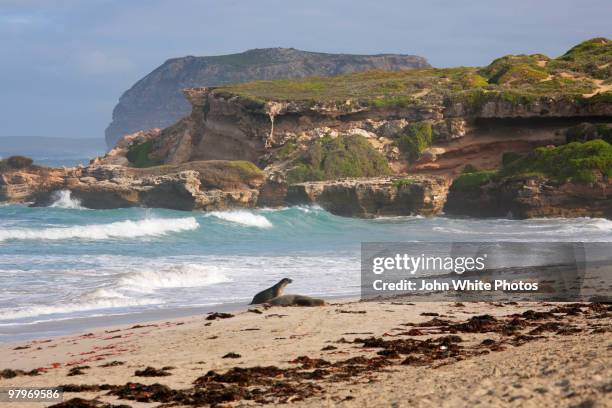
<box><xmin>0</xmin><ymin>166</ymin><xmax>69</xmax><ymax>203</ymax></box>
<box><xmin>285</xmin><ymin>176</ymin><xmax>451</xmax><ymax>218</ymax></box>
<box><xmin>2</xmin><ymin>162</ymin><xmax>264</xmax><ymax>211</ymax></box>
<box><xmin>105</xmin><ymin>48</ymin><xmax>430</xmax><ymax>148</ymax></box>
<box><xmin>444</xmin><ymin>175</ymin><xmax>612</xmax><ymax>219</ymax></box>
<box><xmin>94</xmin><ymin>128</ymin><xmax>162</xmax><ymax>166</ymax></box>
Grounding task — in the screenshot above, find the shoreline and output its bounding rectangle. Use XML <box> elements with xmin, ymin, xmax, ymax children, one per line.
<box><xmin>0</xmin><ymin>294</ymin><xmax>355</xmax><ymax>344</ymax></box>
<box><xmin>0</xmin><ymin>298</ymin><xmax>610</xmax><ymax>407</ymax></box>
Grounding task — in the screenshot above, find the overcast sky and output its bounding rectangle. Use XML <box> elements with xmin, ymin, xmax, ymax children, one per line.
<box><xmin>1</xmin><ymin>0</ymin><xmax>610</xmax><ymax>139</ymax></box>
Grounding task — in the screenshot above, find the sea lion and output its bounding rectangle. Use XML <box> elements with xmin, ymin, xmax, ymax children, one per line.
<box><xmin>250</xmin><ymin>278</ymin><xmax>293</xmax><ymax>304</ymax></box>
<box><xmin>267</xmin><ymin>294</ymin><xmax>325</xmax><ymax>307</ymax></box>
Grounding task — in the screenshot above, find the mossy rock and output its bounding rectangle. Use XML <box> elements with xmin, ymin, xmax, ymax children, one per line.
<box><xmin>286</xmin><ymin>134</ymin><xmax>391</xmax><ymax>184</ymax></box>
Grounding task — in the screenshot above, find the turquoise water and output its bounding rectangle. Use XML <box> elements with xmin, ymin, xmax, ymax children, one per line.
<box><xmin>1</xmin><ymin>192</ymin><xmax>611</xmax><ymax>341</ymax></box>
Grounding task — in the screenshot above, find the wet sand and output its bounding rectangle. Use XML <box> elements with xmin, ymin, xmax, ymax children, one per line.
<box><xmin>0</xmin><ymin>299</ymin><xmax>610</xmax><ymax>407</ymax></box>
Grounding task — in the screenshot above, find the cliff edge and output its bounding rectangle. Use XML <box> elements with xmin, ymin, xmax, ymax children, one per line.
<box><xmin>105</xmin><ymin>48</ymin><xmax>430</xmax><ymax>148</ymax></box>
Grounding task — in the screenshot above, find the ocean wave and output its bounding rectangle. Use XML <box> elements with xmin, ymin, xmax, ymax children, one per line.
<box><xmin>117</xmin><ymin>264</ymin><xmax>232</xmax><ymax>293</ymax></box>
<box><xmin>0</xmin><ymin>217</ymin><xmax>199</xmax><ymax>242</ymax></box>
<box><xmin>49</xmin><ymin>190</ymin><xmax>85</xmax><ymax>209</ymax></box>
<box><xmin>432</xmin><ymin>217</ymin><xmax>612</xmax><ymax>239</ymax></box>
<box><xmin>207</xmin><ymin>210</ymin><xmax>272</xmax><ymax>228</ymax></box>
<box><xmin>0</xmin><ymin>289</ymin><xmax>161</xmax><ymax>320</ymax></box>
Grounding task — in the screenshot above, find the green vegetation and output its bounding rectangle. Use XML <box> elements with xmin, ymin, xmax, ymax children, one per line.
<box><xmin>126</xmin><ymin>140</ymin><xmax>162</xmax><ymax>168</ymax></box>
<box><xmin>501</xmin><ymin>140</ymin><xmax>612</xmax><ymax>183</ymax></box>
<box><xmin>368</xmin><ymin>95</ymin><xmax>416</xmax><ymax>108</ymax></box>
<box><xmin>501</xmin><ymin>152</ymin><xmax>523</xmax><ymax>167</ymax></box>
<box><xmin>451</xmin><ymin>170</ymin><xmax>497</xmax><ymax>191</ymax></box>
<box><xmin>393</xmin><ymin>178</ymin><xmax>417</xmax><ymax>188</ymax></box>
<box><xmin>212</xmin><ymin>38</ymin><xmax>609</xmax><ymax>112</ymax></box>
<box><xmin>462</xmin><ymin>164</ymin><xmax>480</xmax><ymax>174</ymax></box>
<box><xmin>396</xmin><ymin>122</ymin><xmax>433</xmax><ymax>161</ymax></box>
<box><xmin>272</xmin><ymin>142</ymin><xmax>298</xmax><ymax>160</ymax></box>
<box><xmin>548</xmin><ymin>38</ymin><xmax>612</xmax><ymax>79</ymax></box>
<box><xmin>0</xmin><ymin>155</ymin><xmax>34</xmax><ymax>171</ymax></box>
<box><xmin>225</xmin><ymin>160</ymin><xmax>264</xmax><ymax>176</ymax></box>
<box><xmin>566</xmin><ymin>123</ymin><xmax>612</xmax><ymax>144</ymax></box>
<box><xmin>480</xmin><ymin>54</ymin><xmax>550</xmax><ymax>85</ymax></box>
<box><xmin>286</xmin><ymin>135</ymin><xmax>391</xmax><ymax>184</ymax></box>
<box><xmin>451</xmin><ymin>139</ymin><xmax>612</xmax><ymax>190</ymax></box>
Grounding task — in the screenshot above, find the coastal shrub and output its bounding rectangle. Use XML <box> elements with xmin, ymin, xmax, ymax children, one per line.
<box><xmin>480</xmin><ymin>54</ymin><xmax>550</xmax><ymax>85</ymax></box>
<box><xmin>393</xmin><ymin>178</ymin><xmax>417</xmax><ymax>189</ymax></box>
<box><xmin>451</xmin><ymin>170</ymin><xmax>497</xmax><ymax>191</ymax></box>
<box><xmin>126</xmin><ymin>140</ymin><xmax>161</xmax><ymax>168</ymax></box>
<box><xmin>502</xmin><ymin>152</ymin><xmax>523</xmax><ymax>167</ymax></box>
<box><xmin>209</xmin><ymin>38</ymin><xmax>607</xmax><ymax>107</ymax></box>
<box><xmin>0</xmin><ymin>155</ymin><xmax>34</xmax><ymax>170</ymax></box>
<box><xmin>273</xmin><ymin>142</ymin><xmax>298</xmax><ymax>160</ymax></box>
<box><xmin>501</xmin><ymin>140</ymin><xmax>612</xmax><ymax>183</ymax></box>
<box><xmin>226</xmin><ymin>160</ymin><xmax>263</xmax><ymax>176</ymax></box>
<box><xmin>566</xmin><ymin>123</ymin><xmax>612</xmax><ymax>144</ymax></box>
<box><xmin>285</xmin><ymin>134</ymin><xmax>391</xmax><ymax>184</ymax></box>
<box><xmin>369</xmin><ymin>95</ymin><xmax>415</xmax><ymax>108</ymax></box>
<box><xmin>549</xmin><ymin>37</ymin><xmax>612</xmax><ymax>79</ymax></box>
<box><xmin>396</xmin><ymin>122</ymin><xmax>433</xmax><ymax>161</ymax></box>
<box><xmin>462</xmin><ymin>164</ymin><xmax>479</xmax><ymax>174</ymax></box>
<box><xmin>496</xmin><ymin>63</ymin><xmax>548</xmax><ymax>85</ymax></box>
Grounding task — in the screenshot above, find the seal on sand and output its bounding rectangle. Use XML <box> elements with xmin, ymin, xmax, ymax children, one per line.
<box><xmin>267</xmin><ymin>294</ymin><xmax>325</xmax><ymax>307</ymax></box>
<box><xmin>250</xmin><ymin>278</ymin><xmax>293</xmax><ymax>305</ymax></box>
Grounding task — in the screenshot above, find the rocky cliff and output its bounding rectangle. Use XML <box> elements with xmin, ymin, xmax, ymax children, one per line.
<box><xmin>105</xmin><ymin>48</ymin><xmax>430</xmax><ymax>148</ymax></box>
<box><xmin>4</xmin><ymin>39</ymin><xmax>612</xmax><ymax>218</ymax></box>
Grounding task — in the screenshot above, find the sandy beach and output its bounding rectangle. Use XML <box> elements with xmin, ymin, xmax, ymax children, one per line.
<box><xmin>1</xmin><ymin>299</ymin><xmax>610</xmax><ymax>408</ymax></box>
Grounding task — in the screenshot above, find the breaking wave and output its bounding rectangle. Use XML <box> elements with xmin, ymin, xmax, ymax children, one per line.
<box><xmin>0</xmin><ymin>217</ymin><xmax>199</xmax><ymax>242</ymax></box>
<box><xmin>117</xmin><ymin>264</ymin><xmax>232</xmax><ymax>293</ymax></box>
<box><xmin>0</xmin><ymin>289</ymin><xmax>161</xmax><ymax>320</ymax></box>
<box><xmin>207</xmin><ymin>210</ymin><xmax>272</xmax><ymax>228</ymax></box>
<box><xmin>49</xmin><ymin>190</ymin><xmax>84</xmax><ymax>209</ymax></box>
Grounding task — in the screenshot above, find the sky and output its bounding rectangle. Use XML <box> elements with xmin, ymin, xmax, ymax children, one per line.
<box><xmin>0</xmin><ymin>0</ymin><xmax>610</xmax><ymax>140</ymax></box>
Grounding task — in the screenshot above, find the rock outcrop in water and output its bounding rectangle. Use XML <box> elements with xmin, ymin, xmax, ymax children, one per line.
<box><xmin>286</xmin><ymin>177</ymin><xmax>450</xmax><ymax>217</ymax></box>
<box><xmin>445</xmin><ymin>174</ymin><xmax>612</xmax><ymax>219</ymax></box>
<box><xmin>1</xmin><ymin>161</ymin><xmax>264</xmax><ymax>211</ymax></box>
<box><xmin>105</xmin><ymin>48</ymin><xmax>430</xmax><ymax>148</ymax></box>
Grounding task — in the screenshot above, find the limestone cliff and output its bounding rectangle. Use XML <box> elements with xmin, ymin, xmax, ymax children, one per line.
<box><xmin>95</xmin><ymin>38</ymin><xmax>611</xmax><ymax>218</ymax></box>
<box><xmin>105</xmin><ymin>48</ymin><xmax>430</xmax><ymax>148</ymax></box>
<box><xmin>4</xmin><ymin>39</ymin><xmax>612</xmax><ymax>218</ymax></box>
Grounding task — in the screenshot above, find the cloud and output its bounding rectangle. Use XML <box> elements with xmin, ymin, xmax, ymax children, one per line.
<box><xmin>76</xmin><ymin>50</ymin><xmax>135</xmax><ymax>75</ymax></box>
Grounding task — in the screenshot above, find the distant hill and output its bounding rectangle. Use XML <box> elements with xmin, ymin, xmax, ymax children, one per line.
<box><xmin>0</xmin><ymin>136</ymin><xmax>106</xmax><ymax>159</ymax></box>
<box><xmin>105</xmin><ymin>47</ymin><xmax>430</xmax><ymax>147</ymax></box>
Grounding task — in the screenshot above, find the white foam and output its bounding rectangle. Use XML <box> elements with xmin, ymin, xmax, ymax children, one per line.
<box><xmin>207</xmin><ymin>210</ymin><xmax>272</xmax><ymax>228</ymax></box>
<box><xmin>0</xmin><ymin>289</ymin><xmax>161</xmax><ymax>320</ymax></box>
<box><xmin>49</xmin><ymin>190</ymin><xmax>84</xmax><ymax>209</ymax></box>
<box><xmin>118</xmin><ymin>264</ymin><xmax>232</xmax><ymax>293</ymax></box>
<box><xmin>0</xmin><ymin>217</ymin><xmax>199</xmax><ymax>242</ymax></box>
